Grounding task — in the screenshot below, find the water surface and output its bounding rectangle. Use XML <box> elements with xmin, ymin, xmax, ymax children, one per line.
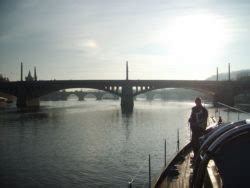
<box><xmin>0</xmin><ymin>100</ymin><xmax>247</xmax><ymax>187</ymax></box>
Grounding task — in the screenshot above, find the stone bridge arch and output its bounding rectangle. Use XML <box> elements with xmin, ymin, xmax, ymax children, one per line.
<box><xmin>66</xmin><ymin>93</ymin><xmax>80</xmax><ymax>101</ymax></box>
<box><xmin>102</xmin><ymin>93</ymin><xmax>119</xmax><ymax>100</ymax></box>
<box><xmin>83</xmin><ymin>93</ymin><xmax>97</xmax><ymax>100</ymax></box>
<box><xmin>0</xmin><ymin>81</ymin><xmax>123</xmax><ymax>109</ymax></box>
<box><xmin>132</xmin><ymin>86</ymin><xmax>215</xmax><ymax>102</ymax></box>
<box><xmin>63</xmin><ymin>90</ymin><xmax>118</xmax><ymax>101</ymax></box>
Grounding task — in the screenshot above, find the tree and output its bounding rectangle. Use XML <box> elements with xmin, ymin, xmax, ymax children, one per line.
<box><xmin>0</xmin><ymin>74</ymin><xmax>9</xmax><ymax>82</ymax></box>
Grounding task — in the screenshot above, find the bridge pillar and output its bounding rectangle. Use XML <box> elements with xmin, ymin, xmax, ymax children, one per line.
<box><xmin>96</xmin><ymin>95</ymin><xmax>102</xmax><ymax>100</ymax></box>
<box><xmin>95</xmin><ymin>92</ymin><xmax>102</xmax><ymax>100</ymax></box>
<box><xmin>16</xmin><ymin>97</ymin><xmax>40</xmax><ymax>110</ymax></box>
<box><xmin>76</xmin><ymin>93</ymin><xmax>84</xmax><ymax>101</ymax></box>
<box><xmin>78</xmin><ymin>96</ymin><xmax>84</xmax><ymax>101</ymax></box>
<box><xmin>16</xmin><ymin>96</ymin><xmax>27</xmax><ymax>108</ymax></box>
<box><xmin>161</xmin><ymin>91</ymin><xmax>168</xmax><ymax>101</ymax></box>
<box><xmin>146</xmin><ymin>92</ymin><xmax>154</xmax><ymax>101</ymax></box>
<box><xmin>121</xmin><ymin>84</ymin><xmax>134</xmax><ymax>113</ymax></box>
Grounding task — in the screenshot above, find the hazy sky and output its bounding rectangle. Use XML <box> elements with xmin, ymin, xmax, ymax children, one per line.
<box><xmin>0</xmin><ymin>0</ymin><xmax>250</xmax><ymax>81</ymax></box>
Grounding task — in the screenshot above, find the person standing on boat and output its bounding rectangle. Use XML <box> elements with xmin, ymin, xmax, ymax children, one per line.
<box><xmin>189</xmin><ymin>97</ymin><xmax>208</xmax><ymax>158</ymax></box>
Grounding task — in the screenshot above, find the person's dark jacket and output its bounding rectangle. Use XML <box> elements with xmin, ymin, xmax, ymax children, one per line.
<box><xmin>189</xmin><ymin>106</ymin><xmax>208</xmax><ymax>129</ymax></box>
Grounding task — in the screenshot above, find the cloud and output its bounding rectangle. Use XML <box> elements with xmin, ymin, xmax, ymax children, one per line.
<box><xmin>1</xmin><ymin>0</ymin><xmax>250</xmax><ymax>80</ymax></box>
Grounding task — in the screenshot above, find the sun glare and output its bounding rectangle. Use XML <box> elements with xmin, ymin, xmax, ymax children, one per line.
<box><xmin>158</xmin><ymin>13</ymin><xmax>230</xmax><ymax>62</ymax></box>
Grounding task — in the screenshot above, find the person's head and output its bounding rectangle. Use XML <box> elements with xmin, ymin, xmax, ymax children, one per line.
<box><xmin>195</xmin><ymin>97</ymin><xmax>202</xmax><ymax>107</ymax></box>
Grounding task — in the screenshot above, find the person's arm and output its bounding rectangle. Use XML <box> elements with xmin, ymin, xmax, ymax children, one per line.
<box><xmin>204</xmin><ymin>107</ymin><xmax>208</xmax><ymax>120</ymax></box>
<box><xmin>189</xmin><ymin>108</ymin><xmax>194</xmax><ymax>123</ymax></box>
<box><xmin>200</xmin><ymin>107</ymin><xmax>208</xmax><ymax>129</ymax></box>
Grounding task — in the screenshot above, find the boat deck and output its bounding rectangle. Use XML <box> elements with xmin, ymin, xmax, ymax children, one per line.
<box><xmin>155</xmin><ymin>148</ymin><xmax>222</xmax><ymax>188</ymax></box>
<box><xmin>158</xmin><ymin>152</ymin><xmax>193</xmax><ymax>188</ymax></box>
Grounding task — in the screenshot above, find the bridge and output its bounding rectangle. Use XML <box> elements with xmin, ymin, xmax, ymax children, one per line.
<box><xmin>0</xmin><ymin>79</ymin><xmax>250</xmax><ymax>113</ymax></box>
<box><xmin>40</xmin><ymin>90</ymin><xmax>119</xmax><ymax>101</ymax></box>
<box><xmin>0</xmin><ymin>63</ymin><xmax>249</xmax><ymax>113</ymax></box>
<box><xmin>40</xmin><ymin>88</ymin><xmax>203</xmax><ymax>101</ymax></box>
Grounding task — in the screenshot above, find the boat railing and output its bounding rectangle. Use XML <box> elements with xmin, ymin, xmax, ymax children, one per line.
<box><xmin>127</xmin><ymin>156</ymin><xmax>149</xmax><ymax>188</ymax></box>
<box><xmin>217</xmin><ymin>102</ymin><xmax>250</xmax><ymax>114</ymax></box>
<box><xmin>152</xmin><ymin>127</ymin><xmax>193</xmax><ymax>188</ymax></box>
<box><xmin>128</xmin><ymin>103</ymin><xmax>245</xmax><ymax>187</ymax></box>
<box><xmin>153</xmin><ymin>116</ymin><xmax>222</xmax><ymax>188</ymax></box>
<box><xmin>127</xmin><ymin>128</ymin><xmax>185</xmax><ymax>188</ymax></box>
<box><xmin>214</xmin><ymin>102</ymin><xmax>250</xmax><ymax>123</ymax></box>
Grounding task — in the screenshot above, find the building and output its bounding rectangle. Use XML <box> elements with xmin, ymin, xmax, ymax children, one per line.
<box><xmin>23</xmin><ymin>64</ymin><xmax>37</xmax><ymax>81</ymax></box>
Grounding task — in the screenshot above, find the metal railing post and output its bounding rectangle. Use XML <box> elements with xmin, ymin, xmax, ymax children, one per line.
<box><xmin>128</xmin><ymin>181</ymin><xmax>132</xmax><ymax>188</ymax></box>
<box><xmin>164</xmin><ymin>139</ymin><xmax>166</xmax><ymax>166</ymax></box>
<box><xmin>149</xmin><ymin>155</ymin><xmax>151</xmax><ymax>188</ymax></box>
<box><xmin>177</xmin><ymin>129</ymin><xmax>180</xmax><ymax>152</ymax></box>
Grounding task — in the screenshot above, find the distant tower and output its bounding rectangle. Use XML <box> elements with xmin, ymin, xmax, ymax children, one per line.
<box><xmin>25</xmin><ymin>70</ymin><xmax>33</xmax><ymax>81</ymax></box>
<box><xmin>34</xmin><ymin>67</ymin><xmax>37</xmax><ymax>81</ymax></box>
<box><xmin>126</xmin><ymin>61</ymin><xmax>129</xmax><ymax>80</ymax></box>
<box><xmin>228</xmin><ymin>63</ymin><xmax>231</xmax><ymax>81</ymax></box>
<box><xmin>216</xmin><ymin>67</ymin><xmax>218</xmax><ymax>81</ymax></box>
<box><xmin>21</xmin><ymin>62</ymin><xmax>23</xmax><ymax>81</ymax></box>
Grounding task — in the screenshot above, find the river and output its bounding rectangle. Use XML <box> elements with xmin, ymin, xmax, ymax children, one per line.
<box><xmin>0</xmin><ymin>100</ymin><xmax>248</xmax><ymax>187</ymax></box>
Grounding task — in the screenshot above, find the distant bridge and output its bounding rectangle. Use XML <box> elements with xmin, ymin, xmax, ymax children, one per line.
<box><xmin>41</xmin><ymin>90</ymin><xmax>119</xmax><ymax>101</ymax></box>
<box><xmin>40</xmin><ymin>88</ymin><xmax>203</xmax><ymax>101</ymax></box>
<box><xmin>0</xmin><ymin>79</ymin><xmax>250</xmax><ymax>113</ymax></box>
